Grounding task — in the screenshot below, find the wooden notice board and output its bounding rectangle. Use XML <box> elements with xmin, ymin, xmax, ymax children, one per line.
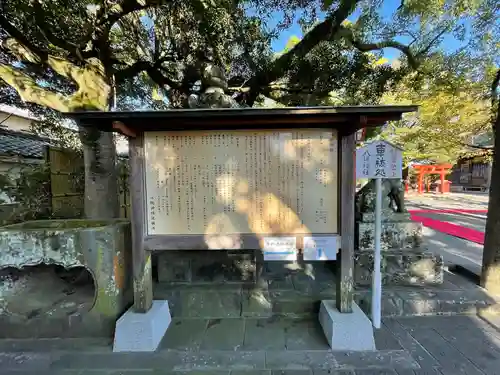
<box><xmin>144</xmin><ymin>129</ymin><xmax>338</xmax><ymax>237</ymax></box>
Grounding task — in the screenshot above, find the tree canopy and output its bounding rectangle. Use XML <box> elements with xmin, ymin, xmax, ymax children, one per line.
<box><xmin>2</xmin><ymin>0</ymin><xmax>498</xmax><ymax>113</ymax></box>
<box><xmin>0</xmin><ymin>0</ymin><xmax>498</xmax><ymax>218</ymax></box>
<box><xmin>379</xmin><ymin>57</ymin><xmax>496</xmax><ymax>165</ymax></box>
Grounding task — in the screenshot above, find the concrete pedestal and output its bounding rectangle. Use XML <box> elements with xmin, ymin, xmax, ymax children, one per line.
<box><xmin>113</xmin><ymin>300</ymin><xmax>171</xmax><ymax>352</ymax></box>
<box><xmin>319</xmin><ymin>300</ymin><xmax>376</xmax><ymax>351</ymax></box>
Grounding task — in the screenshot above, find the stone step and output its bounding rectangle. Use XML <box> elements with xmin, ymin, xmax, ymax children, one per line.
<box><xmin>355</xmin><ymin>288</ymin><xmax>500</xmax><ymax>317</ymax></box>
<box><xmin>354</xmin><ymin>249</ymin><xmax>444</xmax><ymax>287</ymax></box>
<box><xmin>0</xmin><ymin>348</ymin><xmax>419</xmax><ymax>372</ymax></box>
<box><xmin>153</xmin><ymin>282</ymin><xmax>334</xmax><ymax>319</ymax></box>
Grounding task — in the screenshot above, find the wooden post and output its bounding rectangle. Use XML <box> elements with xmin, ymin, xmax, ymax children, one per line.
<box><xmin>336</xmin><ymin>132</ymin><xmax>355</xmax><ymax>313</ymax></box>
<box><xmin>129</xmin><ymin>134</ymin><xmax>154</xmax><ymax>313</ymax></box>
<box><xmin>418</xmin><ymin>172</ymin><xmax>424</xmax><ymax>194</ymax></box>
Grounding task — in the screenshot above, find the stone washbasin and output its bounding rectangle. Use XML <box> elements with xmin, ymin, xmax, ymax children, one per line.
<box><xmin>0</xmin><ymin>219</ymin><xmax>132</xmax><ymax>338</ymax></box>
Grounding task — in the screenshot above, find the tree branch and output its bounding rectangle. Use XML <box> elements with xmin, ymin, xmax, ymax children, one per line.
<box><xmin>97</xmin><ymin>0</ymin><xmax>168</xmax><ymax>32</ymax></box>
<box><xmin>0</xmin><ymin>16</ymin><xmax>47</xmax><ymax>62</ymax></box>
<box><xmin>0</xmin><ymin>64</ymin><xmax>70</xmax><ymax>112</ymax></box>
<box><xmin>114</xmin><ymin>53</ymin><xmax>175</xmax><ymax>82</ymax></box>
<box><xmin>31</xmin><ymin>0</ymin><xmax>85</xmax><ymax>60</ymax></box>
<box><xmin>146</xmin><ymin>67</ymin><xmax>183</xmax><ymax>91</ymax></box>
<box><xmin>115</xmin><ymin>60</ymin><xmax>152</xmax><ymax>81</ymax></box>
<box><xmin>461</xmin><ymin>142</ymin><xmax>494</xmax><ymax>150</ymax></box>
<box><xmin>416</xmin><ymin>27</ymin><xmax>450</xmax><ymax>57</ymax></box>
<box><xmin>242</xmin><ymin>0</ymin><xmax>360</xmax><ymax>106</ymax></box>
<box><xmin>339</xmin><ymin>26</ymin><xmax>419</xmax><ymax>69</ymax></box>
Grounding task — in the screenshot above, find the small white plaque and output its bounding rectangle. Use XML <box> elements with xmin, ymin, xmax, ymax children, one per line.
<box><xmin>303</xmin><ymin>236</ymin><xmax>338</xmax><ymax>261</ymax></box>
<box><xmin>263</xmin><ymin>236</ymin><xmax>297</xmax><ymax>261</ymax></box>
<box><xmin>356</xmin><ymin>140</ymin><xmax>403</xmax><ymax>179</ymax></box>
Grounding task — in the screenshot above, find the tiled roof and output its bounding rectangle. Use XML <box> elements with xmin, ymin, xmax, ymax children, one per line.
<box><xmin>0</xmin><ymin>128</ymin><xmax>51</xmax><ymax>159</ymax></box>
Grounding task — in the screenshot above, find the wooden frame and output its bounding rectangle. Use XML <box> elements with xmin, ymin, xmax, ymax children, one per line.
<box><xmin>68</xmin><ymin>106</ymin><xmax>417</xmax><ymax>315</ymax></box>
<box><xmin>336</xmin><ymin>132</ymin><xmax>356</xmax><ymax>313</ymax></box>
<box><xmin>143</xmin><ymin>233</ymin><xmax>341</xmax><ymax>251</ymax></box>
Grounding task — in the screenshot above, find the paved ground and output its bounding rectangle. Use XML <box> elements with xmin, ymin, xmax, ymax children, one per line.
<box><xmin>3</xmin><ymin>314</ymin><xmax>500</xmax><ymax>374</ymax></box>
<box><xmin>407</xmin><ymin>193</ymin><xmax>488</xmax><ymax>275</ymax></box>
<box><xmin>2</xmin><ymin>192</ymin><xmax>499</xmax><ymax>374</ymax></box>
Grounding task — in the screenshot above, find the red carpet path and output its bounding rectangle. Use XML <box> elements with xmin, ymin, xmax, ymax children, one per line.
<box><xmin>408</xmin><ymin>209</ymin><xmax>488</xmax><ymax>245</ymax></box>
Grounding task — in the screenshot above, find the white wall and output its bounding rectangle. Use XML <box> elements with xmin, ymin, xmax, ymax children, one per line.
<box><xmin>0</xmin><ymin>112</ymin><xmax>33</xmax><ymax>132</ymax></box>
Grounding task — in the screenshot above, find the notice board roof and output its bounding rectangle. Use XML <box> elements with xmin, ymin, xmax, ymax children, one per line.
<box><xmin>66</xmin><ymin>105</ymin><xmax>417</xmax><ymax>134</ymax></box>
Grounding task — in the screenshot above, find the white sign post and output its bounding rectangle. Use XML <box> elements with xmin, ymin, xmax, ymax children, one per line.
<box><xmin>355</xmin><ymin>140</ymin><xmax>403</xmax><ymax>329</ymax></box>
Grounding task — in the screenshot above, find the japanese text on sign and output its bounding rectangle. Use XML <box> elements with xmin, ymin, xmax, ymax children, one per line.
<box><xmin>263</xmin><ymin>237</ymin><xmax>297</xmax><ymax>261</ymax></box>
<box><xmin>144</xmin><ymin>129</ymin><xmax>339</xmax><ymax>236</ymax></box>
<box><xmin>355</xmin><ymin>141</ymin><xmax>402</xmax><ymax>180</ymax></box>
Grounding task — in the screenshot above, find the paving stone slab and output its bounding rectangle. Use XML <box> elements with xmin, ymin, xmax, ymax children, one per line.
<box><xmin>395</xmin><ymin>370</ymin><xmax>443</xmax><ymax>375</ymax></box>
<box><xmin>169</xmin><ymin>290</ymin><xmax>243</xmax><ymax>318</ymax></box>
<box><xmin>201</xmin><ymin>319</ymin><xmax>246</xmax><ymax>350</ymax></box>
<box><xmin>50</xmin><ymin>352</ymin><xmax>161</xmax><ymax>370</ymax></box>
<box><xmin>0</xmin><ymin>338</ymin><xmax>111</xmax><ymax>352</ymax></box>
<box><xmin>241</xmin><ymin>290</ymin><xmax>273</xmax><ymax>318</ymax></box>
<box><xmin>393</xmin><ymin>320</ymin><xmax>484</xmax><ymax>375</ymax></box>
<box><xmin>424</xmin><ymin>317</ymin><xmax>500</xmax><ymax>374</ymax></box>
<box><xmin>382</xmin><ymin>319</ymin><xmax>440</xmax><ymax>372</ymax></box>
<box><xmin>374</xmin><ymin>327</ymin><xmax>404</xmax><ymax>350</ymax></box>
<box><xmin>160</xmin><ymin>319</ymin><xmax>208</xmax><ymax>350</ymax></box>
<box><xmin>50</xmin><ymin>351</ymin><xmax>267</xmax><ymax>371</ymax></box>
<box><xmin>333</xmin><ymin>350</ymin><xmax>418</xmax><ymax>371</ymax></box>
<box><xmin>171</xmin><ymin>351</ymin><xmax>267</xmax><ymax>371</ymax></box>
<box><xmin>243</xmin><ymin>318</ymin><xmax>287</xmax><ymax>350</ymax></box>
<box><xmin>170</xmin><ymin>372</ymin><xmax>230</xmax><ymax>375</ymax></box>
<box><xmin>0</xmin><ymin>352</ymin><xmax>55</xmax><ymax>371</ymax></box>
<box><xmin>265</xmin><ymin>350</ymin><xmax>417</xmax><ymax>371</ymax></box>
<box><xmin>264</xmin><ymin>350</ymin><xmax>339</xmax><ymax>370</ymax></box>
<box><xmin>284</xmin><ymin>319</ymin><xmax>329</xmax><ymax>350</ymax></box>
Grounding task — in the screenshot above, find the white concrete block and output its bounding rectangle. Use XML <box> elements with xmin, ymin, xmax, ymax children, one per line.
<box><xmin>318</xmin><ymin>300</ymin><xmax>376</xmax><ymax>351</ymax></box>
<box><xmin>113</xmin><ymin>300</ymin><xmax>171</xmax><ymax>352</ymax></box>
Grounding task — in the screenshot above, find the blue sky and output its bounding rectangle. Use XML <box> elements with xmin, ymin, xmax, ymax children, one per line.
<box><xmin>262</xmin><ymin>2</ymin><xmax>466</xmax><ymax>61</ymax></box>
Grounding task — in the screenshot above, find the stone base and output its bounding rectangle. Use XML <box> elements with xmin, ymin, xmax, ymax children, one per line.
<box><xmin>357</xmin><ymin>221</ymin><xmax>422</xmax><ymax>250</ymax></box>
<box><xmin>318</xmin><ymin>301</ymin><xmax>376</xmax><ymax>351</ymax></box>
<box><xmin>354</xmin><ymin>250</ymin><xmax>444</xmax><ymax>287</ymax></box>
<box><xmin>113</xmin><ymin>300</ymin><xmax>171</xmax><ymax>352</ymax></box>
<box><xmin>157</xmin><ymin>250</ymin><xmax>257</xmax><ymax>284</ymax></box>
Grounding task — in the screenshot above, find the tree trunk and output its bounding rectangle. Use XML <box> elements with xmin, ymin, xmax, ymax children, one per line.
<box><xmin>480</xmin><ymin>71</ymin><xmax>500</xmax><ymax>293</ymax></box>
<box><xmin>79</xmin><ymin>126</ymin><xmax>120</xmax><ymax>219</ymax></box>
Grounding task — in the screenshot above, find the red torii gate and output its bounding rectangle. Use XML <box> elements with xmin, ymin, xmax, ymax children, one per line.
<box><xmin>412</xmin><ymin>164</ymin><xmax>453</xmax><ymax>194</ymax></box>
